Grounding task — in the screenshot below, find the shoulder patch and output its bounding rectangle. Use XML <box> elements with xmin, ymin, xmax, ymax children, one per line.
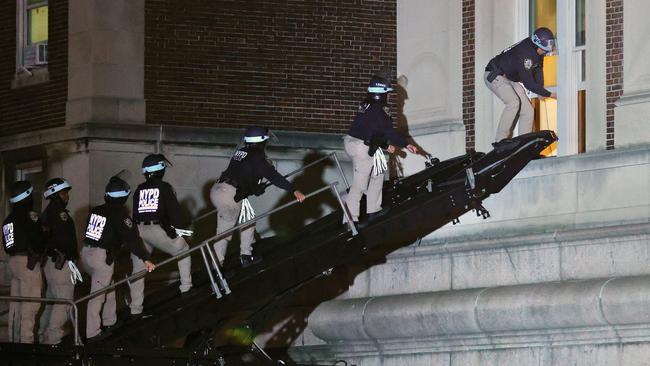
<box><xmin>233</xmin><ymin>150</ymin><xmax>248</xmax><ymax>161</ymax></box>
<box><xmin>59</xmin><ymin>212</ymin><xmax>68</xmax><ymax>222</ymax></box>
<box><xmin>29</xmin><ymin>211</ymin><xmax>39</xmax><ymax>223</ymax></box>
<box><xmin>524</xmin><ymin>58</ymin><xmax>533</xmax><ymax>70</ymax></box>
<box><xmin>124</xmin><ymin>217</ymin><xmax>133</xmax><ymax>228</ymax></box>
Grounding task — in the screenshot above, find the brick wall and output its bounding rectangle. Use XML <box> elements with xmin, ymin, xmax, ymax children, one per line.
<box><xmin>0</xmin><ymin>0</ymin><xmax>68</xmax><ymax>137</ymax></box>
<box><xmin>462</xmin><ymin>0</ymin><xmax>476</xmax><ymax>151</ymax></box>
<box><xmin>145</xmin><ymin>0</ymin><xmax>397</xmax><ymax>133</ymax></box>
<box><xmin>605</xmin><ymin>0</ymin><xmax>623</xmax><ymax>150</ymax></box>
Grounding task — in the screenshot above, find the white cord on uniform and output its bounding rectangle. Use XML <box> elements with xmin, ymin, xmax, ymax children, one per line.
<box><xmin>68</xmin><ymin>261</ymin><xmax>83</xmax><ymax>285</ymax></box>
<box><xmin>372</xmin><ymin>149</ymin><xmax>388</xmax><ymax>176</ymax></box>
<box><xmin>238</xmin><ymin>198</ymin><xmax>256</xmax><ymax>224</ymax></box>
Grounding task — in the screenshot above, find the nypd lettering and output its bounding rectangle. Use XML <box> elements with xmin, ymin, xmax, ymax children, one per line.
<box><xmin>233</xmin><ymin>150</ymin><xmax>248</xmax><ymax>161</ymax></box>
<box><xmin>85</xmin><ymin>213</ymin><xmax>107</xmax><ymax>241</ymax></box>
<box><xmin>3</xmin><ymin>223</ymin><xmax>15</xmax><ymax>249</ymax></box>
<box><xmin>138</xmin><ymin>188</ymin><xmax>160</xmax><ymax>213</ymax></box>
<box><xmin>523</xmin><ymin>58</ymin><xmax>533</xmax><ymax>70</ymax></box>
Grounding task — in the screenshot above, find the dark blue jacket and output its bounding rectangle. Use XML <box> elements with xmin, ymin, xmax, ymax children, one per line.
<box><xmin>348</xmin><ymin>102</ymin><xmax>408</xmax><ymax>148</ymax></box>
<box><xmin>486</xmin><ymin>38</ymin><xmax>552</xmax><ymax>97</ymax></box>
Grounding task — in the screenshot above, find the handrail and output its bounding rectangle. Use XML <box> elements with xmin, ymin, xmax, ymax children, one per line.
<box><xmin>0</xmin><ymin>295</ymin><xmax>80</xmax><ymax>346</ymax></box>
<box><xmin>192</xmin><ymin>152</ymin><xmax>349</xmax><ymax>224</ymax></box>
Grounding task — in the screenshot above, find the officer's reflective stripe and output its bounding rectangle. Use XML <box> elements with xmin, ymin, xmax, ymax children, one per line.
<box><xmin>137</xmin><ymin>188</ymin><xmax>160</xmax><ymax>213</ymax></box>
<box><xmin>243</xmin><ymin>135</ymin><xmax>269</xmax><ymax>143</ymax></box>
<box><xmin>44</xmin><ymin>180</ymin><xmax>71</xmax><ymax>198</ymax></box>
<box><xmin>85</xmin><ymin>214</ymin><xmax>107</xmax><ymax>241</ymax></box>
<box><xmin>367</xmin><ymin>86</ymin><xmax>393</xmax><ymax>93</ymax></box>
<box><xmin>142</xmin><ymin>162</ymin><xmax>166</xmax><ymax>173</ymax></box>
<box><xmin>9</xmin><ymin>187</ymin><xmax>33</xmax><ymax>203</ymax></box>
<box><xmin>3</xmin><ymin>223</ymin><xmax>15</xmax><ymax>248</ymax></box>
<box><xmin>106</xmin><ymin>189</ymin><xmax>130</xmax><ymax>198</ymax></box>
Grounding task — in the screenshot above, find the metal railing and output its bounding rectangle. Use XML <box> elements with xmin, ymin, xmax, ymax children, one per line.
<box><xmin>192</xmin><ymin>152</ymin><xmax>349</xmax><ymax>223</ymax></box>
<box><xmin>0</xmin><ymin>153</ymin><xmax>354</xmax><ymax>347</ymax></box>
<box><xmin>0</xmin><ymin>295</ymin><xmax>79</xmax><ymax>346</ymax></box>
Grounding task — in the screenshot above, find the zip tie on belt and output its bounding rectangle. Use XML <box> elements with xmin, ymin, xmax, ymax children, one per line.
<box><xmin>68</xmin><ymin>261</ymin><xmax>83</xmax><ymax>285</ymax></box>
<box><xmin>238</xmin><ymin>198</ymin><xmax>256</xmax><ymax>224</ymax></box>
<box><xmin>372</xmin><ymin>149</ymin><xmax>388</xmax><ymax>176</ymax></box>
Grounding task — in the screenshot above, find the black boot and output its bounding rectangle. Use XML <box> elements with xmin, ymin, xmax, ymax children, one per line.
<box><xmin>240</xmin><ymin>254</ymin><xmax>261</xmax><ymax>268</ymax></box>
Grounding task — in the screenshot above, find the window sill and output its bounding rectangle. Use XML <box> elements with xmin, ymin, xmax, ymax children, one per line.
<box><xmin>11</xmin><ymin>66</ymin><xmax>49</xmax><ymax>89</ymax></box>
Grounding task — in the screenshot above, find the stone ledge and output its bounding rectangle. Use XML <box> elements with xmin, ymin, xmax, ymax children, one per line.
<box><xmin>307</xmin><ymin>275</ymin><xmax>650</xmax><ymax>352</ymax></box>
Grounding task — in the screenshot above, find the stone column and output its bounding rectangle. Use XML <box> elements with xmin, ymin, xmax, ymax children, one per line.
<box><xmin>66</xmin><ymin>0</ymin><xmax>145</xmax><ymax>125</ymax></box>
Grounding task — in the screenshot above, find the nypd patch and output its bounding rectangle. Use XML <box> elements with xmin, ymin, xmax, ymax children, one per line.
<box><xmin>60</xmin><ymin>212</ymin><xmax>69</xmax><ymax>222</ymax></box>
<box><xmin>124</xmin><ymin>217</ymin><xmax>133</xmax><ymax>228</ymax></box>
<box><xmin>523</xmin><ymin>58</ymin><xmax>533</xmax><ymax>70</ymax></box>
<box><xmin>29</xmin><ymin>211</ymin><xmax>39</xmax><ymax>222</ymax></box>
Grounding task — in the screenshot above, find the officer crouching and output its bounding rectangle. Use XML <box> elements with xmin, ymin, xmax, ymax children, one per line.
<box><xmin>40</xmin><ymin>178</ymin><xmax>81</xmax><ymax>345</ymax></box>
<box><xmin>130</xmin><ymin>153</ymin><xmax>192</xmax><ymax>313</ymax></box>
<box><xmin>210</xmin><ymin>126</ymin><xmax>306</xmax><ymax>268</ymax></box>
<box><xmin>1</xmin><ymin>181</ymin><xmax>45</xmax><ymax>343</ymax></box>
<box><xmin>82</xmin><ymin>175</ymin><xmax>155</xmax><ymax>342</ymax></box>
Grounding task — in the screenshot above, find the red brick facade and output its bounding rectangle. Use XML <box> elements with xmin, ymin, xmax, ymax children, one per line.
<box><xmin>144</xmin><ymin>0</ymin><xmax>397</xmax><ymax>133</ymax></box>
<box><xmin>462</xmin><ymin>0</ymin><xmax>476</xmax><ymax>151</ymax></box>
<box><xmin>0</xmin><ymin>0</ymin><xmax>68</xmax><ymax>137</ymax></box>
<box><xmin>605</xmin><ymin>0</ymin><xmax>623</xmax><ymax>150</ymax></box>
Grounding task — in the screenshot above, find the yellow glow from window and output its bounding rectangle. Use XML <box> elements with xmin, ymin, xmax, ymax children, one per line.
<box><xmin>532</xmin><ymin>0</ymin><xmax>557</xmax><ymax>35</ymax></box>
<box><xmin>538</xmin><ymin>98</ymin><xmax>557</xmax><ymax>156</ymax></box>
<box><xmin>543</xmin><ymin>55</ymin><xmax>557</xmax><ymax>87</ymax></box>
<box><xmin>28</xmin><ymin>6</ymin><xmax>48</xmax><ymax>44</ymax></box>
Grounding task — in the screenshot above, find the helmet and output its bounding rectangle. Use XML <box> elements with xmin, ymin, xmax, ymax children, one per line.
<box><xmin>142</xmin><ymin>154</ymin><xmax>171</xmax><ymax>174</ymax></box>
<box><xmin>105</xmin><ymin>175</ymin><xmax>130</xmax><ymax>198</ymax></box>
<box><xmin>244</xmin><ymin>126</ymin><xmax>270</xmax><ymax>144</ymax></box>
<box><xmin>531</xmin><ymin>27</ymin><xmax>556</xmax><ymax>54</ymax></box>
<box><xmin>9</xmin><ymin>181</ymin><xmax>33</xmax><ymax>204</ymax></box>
<box><xmin>44</xmin><ymin>177</ymin><xmax>71</xmax><ymax>199</ymax></box>
<box><xmin>367</xmin><ymin>75</ymin><xmax>393</xmax><ymax>94</ymax></box>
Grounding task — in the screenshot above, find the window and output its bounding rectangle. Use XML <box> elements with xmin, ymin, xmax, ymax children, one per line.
<box><xmin>16</xmin><ymin>0</ymin><xmax>49</xmax><ymax>70</ymax></box>
<box><xmin>528</xmin><ymin>0</ymin><xmax>586</xmax><ymax>156</ymax></box>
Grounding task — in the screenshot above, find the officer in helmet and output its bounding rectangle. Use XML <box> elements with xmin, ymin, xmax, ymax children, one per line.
<box><xmin>2</xmin><ymin>181</ymin><xmax>45</xmax><ymax>343</ymax></box>
<box><xmin>485</xmin><ymin>27</ymin><xmax>558</xmax><ymax>144</ymax></box>
<box><xmin>39</xmin><ymin>177</ymin><xmax>80</xmax><ymax>344</ymax></box>
<box><xmin>210</xmin><ymin>126</ymin><xmax>306</xmax><ymax>267</ymax></box>
<box><xmin>81</xmin><ymin>175</ymin><xmax>155</xmax><ymax>342</ymax></box>
<box><xmin>131</xmin><ymin>154</ymin><xmax>192</xmax><ymax>304</ymax></box>
<box><xmin>344</xmin><ymin>73</ymin><xmax>418</xmax><ymax>226</ymax></box>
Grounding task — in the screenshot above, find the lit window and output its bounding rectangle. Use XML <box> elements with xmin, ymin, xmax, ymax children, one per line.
<box><xmin>17</xmin><ymin>0</ymin><xmax>49</xmax><ymax>69</ymax></box>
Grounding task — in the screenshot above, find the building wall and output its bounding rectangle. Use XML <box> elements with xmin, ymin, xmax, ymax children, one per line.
<box><xmin>144</xmin><ymin>0</ymin><xmax>397</xmax><ymax>133</ymax></box>
<box><xmin>0</xmin><ymin>0</ymin><xmax>68</xmax><ymax>137</ymax></box>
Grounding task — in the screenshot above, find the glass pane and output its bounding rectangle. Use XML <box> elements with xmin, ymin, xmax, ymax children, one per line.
<box><xmin>578</xmin><ymin>90</ymin><xmax>586</xmax><ymax>153</ymax></box>
<box><xmin>576</xmin><ymin>0</ymin><xmax>586</xmax><ymax>46</ymax></box>
<box><xmin>28</xmin><ymin>6</ymin><xmax>48</xmax><ymax>44</ymax></box>
<box><xmin>533</xmin><ymin>98</ymin><xmax>558</xmax><ymax>157</ymax></box>
<box><xmin>543</xmin><ymin>55</ymin><xmax>557</xmax><ymax>87</ymax></box>
<box><xmin>529</xmin><ymin>0</ymin><xmax>557</xmax><ymax>35</ymax></box>
<box><xmin>581</xmin><ymin>50</ymin><xmax>586</xmax><ymax>82</ymax></box>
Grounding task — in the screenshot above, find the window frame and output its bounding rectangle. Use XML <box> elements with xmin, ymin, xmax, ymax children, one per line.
<box><xmin>15</xmin><ymin>0</ymin><xmax>49</xmax><ymax>72</ymax></box>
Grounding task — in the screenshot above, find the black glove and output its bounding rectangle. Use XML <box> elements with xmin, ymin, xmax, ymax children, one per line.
<box><xmin>105</xmin><ymin>250</ymin><xmax>115</xmax><ymax>266</ymax></box>
<box><xmin>54</xmin><ymin>249</ymin><xmax>66</xmax><ymax>270</ymax></box>
<box><xmin>27</xmin><ymin>252</ymin><xmax>42</xmax><ymax>270</ymax></box>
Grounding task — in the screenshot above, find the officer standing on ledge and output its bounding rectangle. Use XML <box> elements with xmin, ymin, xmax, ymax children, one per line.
<box><xmin>131</xmin><ymin>154</ymin><xmax>192</xmax><ymax>307</ymax></box>
<box><xmin>345</xmin><ymin>73</ymin><xmax>417</xmax><ymax>226</ymax></box>
<box><xmin>485</xmin><ymin>27</ymin><xmax>557</xmax><ymax>144</ymax></box>
<box><xmin>1</xmin><ymin>181</ymin><xmax>45</xmax><ymax>343</ymax></box>
<box><xmin>210</xmin><ymin>127</ymin><xmax>306</xmax><ymax>268</ymax></box>
<box><xmin>82</xmin><ymin>175</ymin><xmax>155</xmax><ymax>342</ymax></box>
<box><xmin>40</xmin><ymin>178</ymin><xmax>80</xmax><ymax>344</ymax></box>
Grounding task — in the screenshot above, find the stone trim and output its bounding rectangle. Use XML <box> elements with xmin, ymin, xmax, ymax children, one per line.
<box><xmin>605</xmin><ymin>0</ymin><xmax>623</xmax><ymax>150</ymax></box>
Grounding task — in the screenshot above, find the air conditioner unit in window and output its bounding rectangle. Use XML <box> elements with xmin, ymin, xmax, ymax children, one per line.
<box><xmin>23</xmin><ymin>43</ymin><xmax>48</xmax><ymax>66</ymax></box>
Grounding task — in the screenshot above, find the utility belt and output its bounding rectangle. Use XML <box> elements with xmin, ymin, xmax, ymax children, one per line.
<box><xmin>485</xmin><ymin>60</ymin><xmax>504</xmax><ymax>83</ymax></box>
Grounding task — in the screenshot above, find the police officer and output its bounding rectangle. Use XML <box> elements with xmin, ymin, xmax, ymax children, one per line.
<box><xmin>39</xmin><ymin>178</ymin><xmax>79</xmax><ymax>344</ymax></box>
<box><xmin>344</xmin><ymin>73</ymin><xmax>417</xmax><ymax>225</ymax></box>
<box><xmin>210</xmin><ymin>127</ymin><xmax>306</xmax><ymax>267</ymax></box>
<box><xmin>485</xmin><ymin>27</ymin><xmax>557</xmax><ymax>143</ymax></box>
<box><xmin>1</xmin><ymin>181</ymin><xmax>44</xmax><ymax>343</ymax></box>
<box><xmin>131</xmin><ymin>154</ymin><xmax>192</xmax><ymax>306</ymax></box>
<box><xmin>81</xmin><ymin>175</ymin><xmax>155</xmax><ymax>341</ymax></box>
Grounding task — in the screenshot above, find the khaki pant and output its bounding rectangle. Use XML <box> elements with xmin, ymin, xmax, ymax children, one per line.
<box><xmin>344</xmin><ymin>135</ymin><xmax>384</xmax><ymax>222</ymax></box>
<box><xmin>7</xmin><ymin>255</ymin><xmax>42</xmax><ymax>343</ymax></box>
<box><xmin>81</xmin><ymin>246</ymin><xmax>115</xmax><ymax>338</ymax></box>
<box><xmin>40</xmin><ymin>259</ymin><xmax>74</xmax><ymax>344</ymax></box>
<box><xmin>484</xmin><ymin>72</ymin><xmax>534</xmax><ymax>142</ymax></box>
<box><xmin>128</xmin><ymin>243</ymin><xmax>152</xmax><ymax>315</ymax></box>
<box><xmin>137</xmin><ymin>224</ymin><xmax>192</xmax><ymax>293</ymax></box>
<box><xmin>210</xmin><ymin>182</ymin><xmax>256</xmax><ymax>263</ymax></box>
